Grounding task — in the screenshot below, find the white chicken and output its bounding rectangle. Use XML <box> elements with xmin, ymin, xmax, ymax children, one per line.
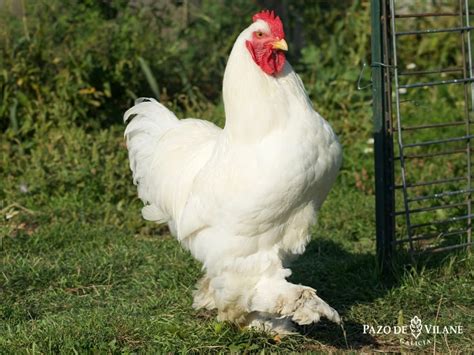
<box><xmin>124</xmin><ymin>10</ymin><xmax>342</xmax><ymax>333</ymax></box>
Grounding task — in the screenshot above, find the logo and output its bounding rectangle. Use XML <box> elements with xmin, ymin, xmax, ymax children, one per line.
<box><xmin>363</xmin><ymin>315</ymin><xmax>463</xmax><ymax>347</ymax></box>
<box><xmin>409</xmin><ymin>316</ymin><xmax>422</xmax><ymax>339</ymax></box>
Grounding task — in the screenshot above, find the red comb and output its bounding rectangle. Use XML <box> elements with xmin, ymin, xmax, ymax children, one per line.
<box><xmin>252</xmin><ymin>10</ymin><xmax>285</xmax><ymax>39</ymax></box>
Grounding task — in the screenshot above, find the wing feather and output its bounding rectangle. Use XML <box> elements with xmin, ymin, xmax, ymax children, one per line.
<box><xmin>124</xmin><ymin>98</ymin><xmax>221</xmax><ymax>235</ymax></box>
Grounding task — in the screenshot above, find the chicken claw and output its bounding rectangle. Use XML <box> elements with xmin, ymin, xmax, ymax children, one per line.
<box><xmin>291</xmin><ymin>287</ymin><xmax>341</xmax><ymax>325</ymax></box>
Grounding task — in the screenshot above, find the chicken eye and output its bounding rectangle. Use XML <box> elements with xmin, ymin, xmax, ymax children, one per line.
<box><xmin>255</xmin><ymin>31</ymin><xmax>264</xmax><ymax>38</ymax></box>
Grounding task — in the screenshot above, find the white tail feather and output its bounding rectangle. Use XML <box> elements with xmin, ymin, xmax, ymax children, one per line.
<box><xmin>124</xmin><ymin>98</ymin><xmax>221</xmax><ymax>231</ymax></box>
<box><xmin>124</xmin><ymin>98</ymin><xmax>179</xmax><ymax>221</ymax></box>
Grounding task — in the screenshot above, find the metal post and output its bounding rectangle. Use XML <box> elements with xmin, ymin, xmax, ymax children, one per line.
<box><xmin>372</xmin><ymin>0</ymin><xmax>395</xmax><ymax>271</ymax></box>
<box><xmin>464</xmin><ymin>0</ymin><xmax>473</xmax><ymax>247</ymax></box>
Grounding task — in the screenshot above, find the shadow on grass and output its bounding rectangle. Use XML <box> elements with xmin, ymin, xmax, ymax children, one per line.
<box><xmin>287</xmin><ymin>238</ymin><xmax>382</xmax><ymax>349</ymax></box>
<box><xmin>288</xmin><ymin>237</ymin><xmax>464</xmax><ymax>350</ymax></box>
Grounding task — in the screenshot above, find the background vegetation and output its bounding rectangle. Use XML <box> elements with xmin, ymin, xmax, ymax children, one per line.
<box><xmin>1</xmin><ymin>0</ymin><xmax>472</xmax><ymax>352</ymax></box>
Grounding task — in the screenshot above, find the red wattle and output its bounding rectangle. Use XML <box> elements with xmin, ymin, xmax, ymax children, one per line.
<box><xmin>246</xmin><ymin>40</ymin><xmax>286</xmax><ymax>76</ymax></box>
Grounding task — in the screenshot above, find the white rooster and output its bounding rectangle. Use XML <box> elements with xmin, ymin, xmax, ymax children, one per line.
<box><xmin>124</xmin><ymin>10</ymin><xmax>342</xmax><ymax>333</ymax></box>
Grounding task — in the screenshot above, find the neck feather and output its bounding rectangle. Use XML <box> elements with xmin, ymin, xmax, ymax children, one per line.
<box><xmin>222</xmin><ymin>36</ymin><xmax>312</xmax><ymax>142</ymax></box>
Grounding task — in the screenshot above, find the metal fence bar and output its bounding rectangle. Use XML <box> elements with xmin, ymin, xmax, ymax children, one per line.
<box><xmin>403</xmin><ymin>135</ymin><xmax>474</xmax><ymax>148</ymax></box>
<box><xmin>389</xmin><ymin>0</ymin><xmax>414</xmax><ymax>253</ymax></box>
<box><xmin>394</xmin><ymin>202</ymin><xmax>466</xmax><ymax>216</ymax></box>
<box><xmin>396</xmin><ymin>229</ymin><xmax>468</xmax><ymax>244</ymax></box>
<box><xmin>420</xmin><ymin>242</ymin><xmax>473</xmax><ymax>253</ymax></box>
<box><xmin>396</xmin><ymin>26</ymin><xmax>474</xmax><ymax>36</ymax></box>
<box><xmin>394</xmin><ymin>176</ymin><xmax>467</xmax><ymax>189</ymax></box>
<box><xmin>394</xmin><ymin>148</ymin><xmax>467</xmax><ymax>160</ymax></box>
<box><xmin>399</xmin><ymin>77</ymin><xmax>474</xmax><ymax>89</ymax></box>
<box><xmin>408</xmin><ymin>188</ymin><xmax>474</xmax><ymax>203</ymax></box>
<box><xmin>399</xmin><ymin>67</ymin><xmax>464</xmax><ymax>76</ymax></box>
<box><xmin>410</xmin><ymin>214</ymin><xmax>474</xmax><ymax>229</ymax></box>
<box><xmin>395</xmin><ymin>12</ymin><xmax>474</xmax><ymax>19</ymax></box>
<box><xmin>464</xmin><ymin>0</ymin><xmax>473</xmax><ymax>245</ymax></box>
<box><xmin>399</xmin><ymin>121</ymin><xmax>467</xmax><ymax>131</ymax></box>
<box><xmin>458</xmin><ymin>0</ymin><xmax>473</xmax><ymax>247</ymax></box>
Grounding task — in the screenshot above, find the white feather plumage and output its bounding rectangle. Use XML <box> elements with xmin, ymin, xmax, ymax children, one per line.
<box><xmin>124</xmin><ymin>19</ymin><xmax>342</xmax><ymax>332</ymax></box>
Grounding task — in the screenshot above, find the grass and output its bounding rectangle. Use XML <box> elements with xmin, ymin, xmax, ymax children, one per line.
<box><xmin>1</xmin><ymin>125</ymin><xmax>473</xmax><ymax>352</ymax></box>
<box><xmin>1</xmin><ymin>0</ymin><xmax>473</xmax><ymax>353</ymax></box>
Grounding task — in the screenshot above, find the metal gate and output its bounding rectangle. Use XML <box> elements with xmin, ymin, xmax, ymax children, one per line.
<box><xmin>371</xmin><ymin>0</ymin><xmax>474</xmax><ymax>266</ymax></box>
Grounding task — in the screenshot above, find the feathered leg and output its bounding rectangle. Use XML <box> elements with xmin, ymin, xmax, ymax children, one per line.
<box><xmin>242</xmin><ymin>312</ymin><xmax>296</xmax><ymax>334</ymax></box>
<box><xmin>249</xmin><ymin>277</ymin><xmax>341</xmax><ymax>326</ymax></box>
<box><xmin>192</xmin><ymin>275</ymin><xmax>216</xmax><ymax>310</ymax></box>
<box><xmin>196</xmin><ymin>267</ymin><xmax>340</xmax><ymax>333</ymax></box>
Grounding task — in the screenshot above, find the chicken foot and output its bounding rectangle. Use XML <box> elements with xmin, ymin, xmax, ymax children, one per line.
<box><xmin>250</xmin><ymin>278</ymin><xmax>341</xmax><ymax>326</ymax></box>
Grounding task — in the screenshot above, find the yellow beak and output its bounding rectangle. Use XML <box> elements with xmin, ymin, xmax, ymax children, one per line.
<box><xmin>272</xmin><ymin>39</ymin><xmax>288</xmax><ymax>51</ymax></box>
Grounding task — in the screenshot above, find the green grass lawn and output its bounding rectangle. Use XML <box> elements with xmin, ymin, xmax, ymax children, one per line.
<box><xmin>1</xmin><ymin>125</ymin><xmax>473</xmax><ymax>353</ymax></box>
